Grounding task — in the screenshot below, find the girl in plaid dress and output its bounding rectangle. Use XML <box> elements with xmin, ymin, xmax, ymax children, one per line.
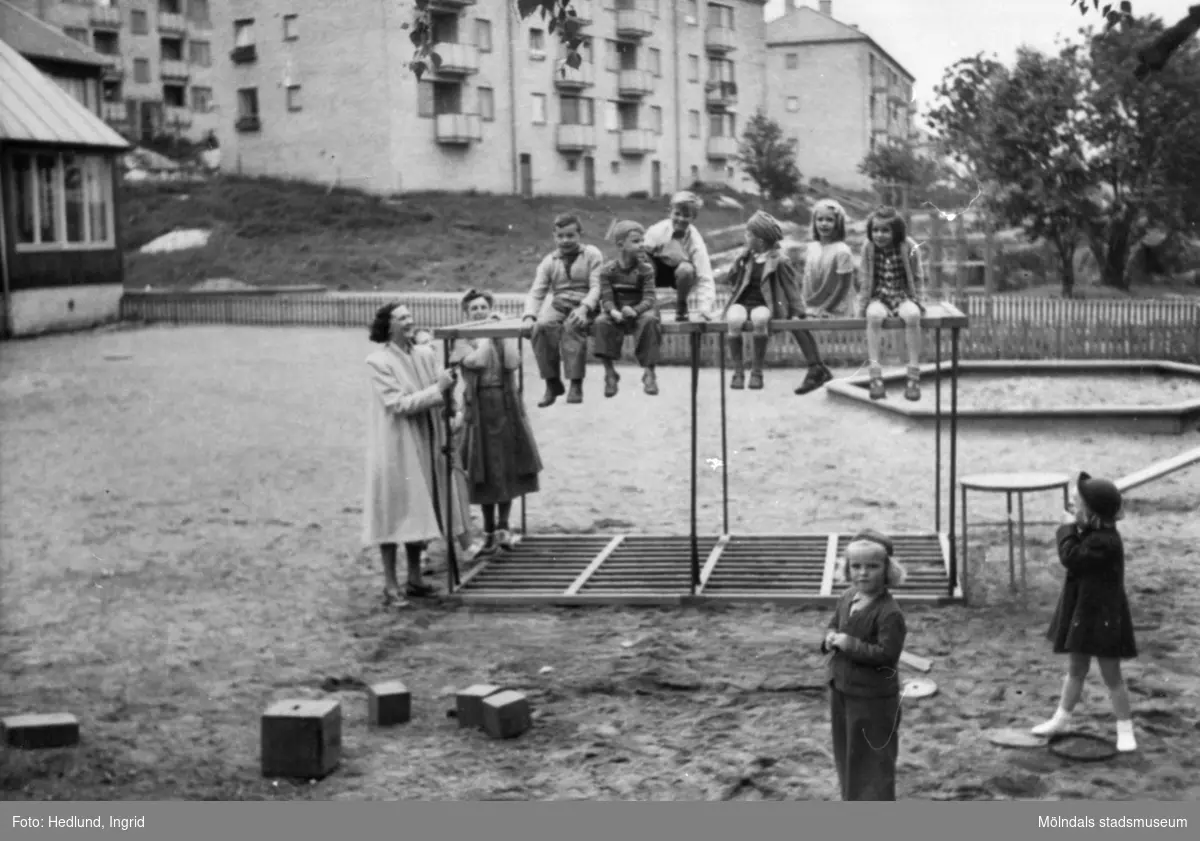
<box><xmin>856</xmin><ymin>207</ymin><xmax>926</xmax><ymax>402</ymax></box>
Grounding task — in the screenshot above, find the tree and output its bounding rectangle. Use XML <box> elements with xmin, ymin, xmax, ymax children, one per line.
<box><xmin>734</xmin><ymin>111</ymin><xmax>802</xmax><ymax>201</ymax></box>
<box><xmin>857</xmin><ymin>138</ymin><xmax>972</xmax><ymax>210</ymax></box>
<box><xmin>1072</xmin><ymin>1</ymin><xmax>1200</xmax><ymax>78</ymax></box>
<box><xmin>405</xmin><ymin>1</ymin><xmax>587</xmax><ymax>80</ymax></box>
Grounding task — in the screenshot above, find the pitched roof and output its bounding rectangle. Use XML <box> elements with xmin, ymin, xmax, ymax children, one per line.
<box><xmin>0</xmin><ymin>38</ymin><xmax>130</xmax><ymax>149</ymax></box>
<box><xmin>0</xmin><ymin>0</ymin><xmax>108</xmax><ymax>67</ymax></box>
<box><xmin>767</xmin><ymin>4</ymin><xmax>915</xmax><ymax>82</ymax></box>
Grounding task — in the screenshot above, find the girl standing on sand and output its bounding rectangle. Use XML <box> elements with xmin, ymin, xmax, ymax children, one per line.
<box><xmin>821</xmin><ymin>529</ymin><xmax>908</xmax><ymax>801</ymax></box>
<box><xmin>1031</xmin><ymin>472</ymin><xmax>1139</xmax><ymax>753</ymax></box>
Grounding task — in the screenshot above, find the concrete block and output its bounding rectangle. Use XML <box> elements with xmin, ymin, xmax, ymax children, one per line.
<box><xmin>481</xmin><ymin>690</ymin><xmax>532</xmax><ymax>740</ymax></box>
<box><xmin>2</xmin><ymin>713</ymin><xmax>80</xmax><ymax>749</ymax></box>
<box><xmin>368</xmin><ymin>680</ymin><xmax>411</xmax><ymax>727</ymax></box>
<box><xmin>261</xmin><ymin>699</ymin><xmax>342</xmax><ymax>779</ymax></box>
<box><xmin>455</xmin><ymin>684</ymin><xmax>503</xmax><ymax>729</ymax></box>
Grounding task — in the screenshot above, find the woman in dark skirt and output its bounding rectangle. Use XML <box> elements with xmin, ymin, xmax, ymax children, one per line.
<box><xmin>451</xmin><ymin>289</ymin><xmax>543</xmax><ymax>557</ymax></box>
<box><xmin>1031</xmin><ymin>471</ymin><xmax>1138</xmax><ymax>752</ymax></box>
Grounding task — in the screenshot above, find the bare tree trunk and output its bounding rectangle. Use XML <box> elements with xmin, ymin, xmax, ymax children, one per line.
<box><xmin>1057</xmin><ymin>236</ymin><xmax>1077</xmax><ymax>298</ymax></box>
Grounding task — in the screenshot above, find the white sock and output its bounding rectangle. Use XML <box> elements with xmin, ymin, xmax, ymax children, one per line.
<box><xmin>1116</xmin><ymin>719</ymin><xmax>1137</xmax><ymax>752</ymax></box>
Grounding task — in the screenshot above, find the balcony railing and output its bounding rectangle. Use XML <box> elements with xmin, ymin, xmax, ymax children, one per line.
<box><xmin>160</xmin><ymin>59</ymin><xmax>190</xmax><ymax>79</ymax></box>
<box><xmin>158</xmin><ymin>12</ymin><xmax>186</xmax><ymax>33</ymax></box>
<box><xmin>707</xmin><ymin>135</ymin><xmax>739</xmax><ymax>160</ymax></box>
<box><xmin>617</xmin><ymin>68</ymin><xmax>653</xmax><ymax>98</ymax></box>
<box><xmin>90</xmin><ymin>7</ymin><xmax>122</xmax><ymax>28</ymax></box>
<box><xmin>705</xmin><ymin>26</ymin><xmax>736</xmax><ymax>53</ymax></box>
<box><xmin>98</xmin><ymin>54</ymin><xmax>125</xmax><ymax>78</ymax></box>
<box><xmin>553</xmin><ymin>60</ymin><xmax>595</xmax><ymax>89</ymax></box>
<box><xmin>618</xmin><ymin>128</ymin><xmax>655</xmax><ymax>156</ymax></box>
<box><xmin>556</xmin><ymin>123</ymin><xmax>597</xmax><ymax>151</ymax></box>
<box><xmin>705</xmin><ymin>80</ymin><xmax>738</xmax><ymax>108</ymax></box>
<box><xmin>236</xmin><ymin>115</ymin><xmax>261</xmax><ymax>133</ymax></box>
<box><xmin>431</xmin><ymin>42</ymin><xmax>480</xmax><ymax>76</ymax></box>
<box><xmin>102</xmin><ymin>102</ymin><xmax>128</xmax><ymax>122</ymax></box>
<box><xmin>164</xmin><ymin>105</ymin><xmax>193</xmax><ymax>127</ymax></box>
<box><xmin>435</xmin><ymin>113</ymin><xmax>483</xmax><ymax>145</ymax></box>
<box><xmin>615</xmin><ymin>9</ymin><xmax>653</xmax><ymax>39</ymax></box>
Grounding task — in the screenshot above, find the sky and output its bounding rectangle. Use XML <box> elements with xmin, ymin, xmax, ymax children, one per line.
<box><xmin>762</xmin><ymin>0</ymin><xmax>1197</xmax><ymax>119</ymax></box>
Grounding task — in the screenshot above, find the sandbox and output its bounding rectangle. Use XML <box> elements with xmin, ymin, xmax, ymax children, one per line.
<box><xmin>826</xmin><ymin>360</ymin><xmax>1200</xmax><ymax>435</ymax></box>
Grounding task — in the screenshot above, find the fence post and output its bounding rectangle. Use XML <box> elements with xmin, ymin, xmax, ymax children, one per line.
<box><xmin>983</xmin><ymin>225</ymin><xmax>996</xmax><ymax>294</ymax></box>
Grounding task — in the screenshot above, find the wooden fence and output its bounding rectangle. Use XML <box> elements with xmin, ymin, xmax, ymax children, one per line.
<box><xmin>119</xmin><ymin>291</ymin><xmax>1200</xmax><ymax>365</ymax></box>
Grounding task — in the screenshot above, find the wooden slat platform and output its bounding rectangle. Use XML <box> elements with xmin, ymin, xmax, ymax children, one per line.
<box><xmin>446</xmin><ymin>533</ymin><xmax>964</xmax><ymax>606</ymax></box>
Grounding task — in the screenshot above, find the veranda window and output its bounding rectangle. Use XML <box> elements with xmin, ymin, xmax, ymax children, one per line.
<box><xmin>9</xmin><ymin>152</ymin><xmax>114</xmax><ymax>250</ymax></box>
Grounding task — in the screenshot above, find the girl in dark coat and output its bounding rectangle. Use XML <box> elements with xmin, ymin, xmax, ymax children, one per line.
<box><xmin>1031</xmin><ymin>471</ymin><xmax>1138</xmax><ymax>752</ymax></box>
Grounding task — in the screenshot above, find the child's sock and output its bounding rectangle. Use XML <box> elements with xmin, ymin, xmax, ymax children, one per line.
<box><xmin>1115</xmin><ymin>719</ymin><xmax>1137</xmax><ymax>752</ymax></box>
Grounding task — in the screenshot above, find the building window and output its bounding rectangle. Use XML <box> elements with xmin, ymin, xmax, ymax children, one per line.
<box><xmin>189</xmin><ymin>40</ymin><xmax>211</xmax><ymax>66</ymax></box>
<box><xmin>651</xmin><ymin>105</ymin><xmax>663</xmax><ymax>135</ymax></box>
<box><xmin>477</xmin><ymin>19</ymin><xmax>493</xmax><ymax>52</ymax></box>
<box><xmin>418</xmin><ymin>82</ymin><xmax>435</xmax><ymax>118</ymax></box>
<box><xmin>9</xmin><ymin>152</ymin><xmax>115</xmax><ymax>251</ymax></box>
<box><xmin>287</xmin><ymin>85</ymin><xmax>302</xmax><ymax>111</ymax></box>
<box><xmin>283</xmin><ymin>14</ymin><xmax>298</xmax><ymax>40</ymax></box>
<box><xmin>560</xmin><ymin>96</ymin><xmax>594</xmax><ymax>126</ymax></box>
<box><xmin>605</xmin><ymin>100</ymin><xmax>619</xmax><ymax>132</ymax></box>
<box><xmin>709</xmin><ymin>111</ymin><xmax>735</xmax><ymax>137</ymax></box>
<box><xmin>162</xmin><ymin>84</ymin><xmax>186</xmax><ymax>107</ymax></box>
<box><xmin>688</xmin><ymin>109</ymin><xmax>700</xmax><ymax>138</ymax></box>
<box><xmin>64</xmin><ymin>27</ymin><xmax>88</xmax><ymax>44</ymax></box>
<box><xmin>133</xmin><ymin>59</ymin><xmax>150</xmax><ymax>83</ymax></box>
<box><xmin>478</xmin><ymin>86</ymin><xmax>495</xmax><ymax>121</ymax></box>
<box><xmin>610</xmin><ymin>161</ymin><xmax>619</xmax><ymax>174</ymax></box>
<box><xmin>529</xmin><ymin>28</ymin><xmax>545</xmax><ymax>55</ymax></box>
<box><xmin>161</xmin><ymin>37</ymin><xmax>184</xmax><ymax>62</ymax></box>
<box><xmin>687</xmin><ymin>54</ymin><xmax>699</xmax><ymax>82</ymax></box>
<box><xmin>786</xmin><ymin>96</ymin><xmax>799</xmax><ymax>112</ymax></box>
<box><xmin>93</xmin><ymin>31</ymin><xmax>120</xmax><ymax>55</ymax></box>
<box><xmin>685</xmin><ymin>0</ymin><xmax>699</xmax><ymax>25</ymax></box>
<box><xmin>236</xmin><ymin>87</ymin><xmax>260</xmax><ymax>131</ymax></box>
<box><xmin>130</xmin><ymin>11</ymin><xmax>149</xmax><ymax>35</ymax></box>
<box><xmin>188</xmin><ymin>0</ymin><xmax>212</xmax><ymax>29</ymax></box>
<box><xmin>649</xmin><ymin>47</ymin><xmax>661</xmax><ymax>77</ymax></box>
<box><xmin>786</xmin><ymin>53</ymin><xmax>798</xmax><ymax>69</ymax></box>
<box><xmin>617</xmin><ymin>101</ymin><xmax>638</xmax><ymax>130</ymax></box>
<box><xmin>232</xmin><ymin>19</ymin><xmax>256</xmax><ymax>62</ymax></box>
<box><xmin>605</xmin><ymin>40</ymin><xmax>619</xmax><ymax>72</ymax></box>
<box><xmin>708</xmin><ymin>3</ymin><xmax>734</xmax><ymax>29</ymax></box>
<box><xmin>191</xmin><ymin>86</ymin><xmax>213</xmax><ymax>112</ymax></box>
<box><xmin>531</xmin><ymin>93</ymin><xmax>547</xmax><ymax>124</ymax></box>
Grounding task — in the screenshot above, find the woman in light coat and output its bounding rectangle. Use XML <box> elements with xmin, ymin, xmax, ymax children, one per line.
<box><xmin>362</xmin><ymin>302</ymin><xmax>466</xmax><ymax>604</ymax></box>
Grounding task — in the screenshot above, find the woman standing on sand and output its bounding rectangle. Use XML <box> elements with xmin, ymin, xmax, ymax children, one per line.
<box><xmin>362</xmin><ymin>302</ymin><xmax>468</xmax><ymax>604</ymax></box>
<box><xmin>451</xmin><ymin>289</ymin><xmax>543</xmax><ymax>557</ymax></box>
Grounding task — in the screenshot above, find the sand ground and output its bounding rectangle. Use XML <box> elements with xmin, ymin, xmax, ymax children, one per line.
<box><xmin>1</xmin><ymin>325</ymin><xmax>1197</xmax><ymax>800</ymax></box>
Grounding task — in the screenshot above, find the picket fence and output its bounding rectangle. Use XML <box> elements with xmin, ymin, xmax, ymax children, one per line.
<box><xmin>119</xmin><ymin>290</ymin><xmax>1200</xmax><ymax>365</ymax></box>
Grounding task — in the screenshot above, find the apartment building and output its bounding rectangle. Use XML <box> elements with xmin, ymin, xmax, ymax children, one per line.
<box><xmin>213</xmin><ymin>0</ymin><xmax>768</xmax><ymax>197</ymax></box>
<box><xmin>6</xmin><ymin>0</ymin><xmax>220</xmax><ymax>144</ymax></box>
<box><xmin>765</xmin><ymin>0</ymin><xmax>915</xmax><ymax>190</ymax></box>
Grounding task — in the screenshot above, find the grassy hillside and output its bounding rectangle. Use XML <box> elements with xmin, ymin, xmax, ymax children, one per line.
<box><xmin>121</xmin><ymin>177</ymin><xmax>798</xmax><ymax>293</ymax></box>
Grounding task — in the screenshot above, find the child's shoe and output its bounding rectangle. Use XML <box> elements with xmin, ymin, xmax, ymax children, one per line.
<box><xmin>642</xmin><ymin>369</ymin><xmax>659</xmax><ymax>395</ymax></box>
<box><xmin>473</xmin><ymin>532</ymin><xmax>500</xmax><ymax>558</ymax></box>
<box><xmin>1030</xmin><ymin>707</ymin><xmax>1073</xmax><ymax>736</ymax></box>
<box><xmin>794</xmin><ymin>363</ymin><xmax>833</xmax><ymax>395</ymax></box>
<box><xmin>869</xmin><ymin>377</ymin><xmax>887</xmax><ymax>400</ymax></box>
<box><xmin>566</xmin><ymin>380</ymin><xmax>584</xmax><ymax>404</ymax></box>
<box><xmin>1116</xmin><ymin>719</ymin><xmax>1137</xmax><ymax>752</ymax></box>
<box><xmin>604</xmin><ymin>369</ymin><xmax>620</xmax><ymax>398</ymax></box>
<box><xmin>496</xmin><ymin>529</ymin><xmax>521</xmax><ymax>550</ymax></box>
<box><xmin>904</xmin><ymin>375</ymin><xmax>921</xmax><ymax>401</ymax></box>
<box><xmin>749</xmin><ymin>371</ymin><xmax>764</xmax><ymax>390</ymax></box>
<box><xmin>730</xmin><ymin>371</ymin><xmax>745</xmax><ymax>389</ymax></box>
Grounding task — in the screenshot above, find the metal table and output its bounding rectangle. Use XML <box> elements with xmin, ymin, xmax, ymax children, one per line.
<box><xmin>959</xmin><ymin>471</ymin><xmax>1071</xmax><ymax>596</ymax></box>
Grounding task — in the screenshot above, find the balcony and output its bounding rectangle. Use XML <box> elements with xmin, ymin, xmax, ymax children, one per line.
<box><xmin>158</xmin><ymin>12</ymin><xmax>186</xmax><ymax>34</ymax></box>
<box><xmin>615</xmin><ymin>9</ymin><xmax>653</xmax><ymax>39</ymax></box>
<box><xmin>705</xmin><ymin>25</ymin><xmax>736</xmax><ymax>53</ymax></box>
<box><xmin>618</xmin><ymin>128</ymin><xmax>655</xmax><ymax>156</ymax></box>
<box><xmin>430</xmin><ymin>42</ymin><xmax>479</xmax><ymax>76</ymax></box>
<box><xmin>435</xmin><ymin>113</ymin><xmax>482</xmax><ymax>145</ymax></box>
<box><xmin>568</xmin><ymin>0</ymin><xmax>594</xmax><ymax>25</ymax></box>
<box><xmin>705</xmin><ymin>80</ymin><xmax>737</xmax><ymax>108</ymax></box>
<box><xmin>231</xmin><ymin>45</ymin><xmax>257</xmax><ymax>64</ymax></box>
<box><xmin>98</xmin><ymin>54</ymin><xmax>125</xmax><ymax>79</ymax></box>
<box><xmin>236</xmin><ymin>115</ymin><xmax>261</xmax><ymax>133</ymax></box>
<box><xmin>90</xmin><ymin>7</ymin><xmax>122</xmax><ymax>29</ymax></box>
<box><xmin>102</xmin><ymin>102</ymin><xmax>128</xmax><ymax>122</ymax></box>
<box><xmin>553</xmin><ymin>60</ymin><xmax>595</xmax><ymax>89</ymax></box>
<box><xmin>160</xmin><ymin>59</ymin><xmax>190</xmax><ymax>79</ymax></box>
<box><xmin>707</xmin><ymin>135</ymin><xmax>739</xmax><ymax>160</ymax></box>
<box><xmin>556</xmin><ymin>123</ymin><xmax>597</xmax><ymax>152</ymax></box>
<box><xmin>164</xmin><ymin>106</ymin><xmax>193</xmax><ymax>127</ymax></box>
<box><xmin>617</xmin><ymin>68</ymin><xmax>653</xmax><ymax>98</ymax></box>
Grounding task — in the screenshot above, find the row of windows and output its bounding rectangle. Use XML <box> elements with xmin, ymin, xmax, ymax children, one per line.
<box><xmin>8</xmin><ymin>152</ymin><xmax>116</xmax><ymax>252</ymax></box>
<box><xmin>75</xmin><ymin>1</ymin><xmax>211</xmax><ymax>34</ymax></box>
<box><xmin>416</xmin><ymin>84</ymin><xmax>737</xmax><ymax>138</ymax></box>
<box><xmin>64</xmin><ymin>29</ymin><xmax>212</xmax><ymax>69</ymax></box>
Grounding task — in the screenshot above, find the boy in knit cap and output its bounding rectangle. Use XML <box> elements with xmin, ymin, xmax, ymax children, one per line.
<box><xmin>642</xmin><ymin>190</ymin><xmax>717</xmax><ymax>322</ymax></box>
<box><xmin>593</xmin><ymin>220</ymin><xmax>662</xmax><ymax>397</ymax></box>
<box><xmin>521</xmin><ymin>212</ymin><xmax>605</xmax><ymax>407</ymax></box>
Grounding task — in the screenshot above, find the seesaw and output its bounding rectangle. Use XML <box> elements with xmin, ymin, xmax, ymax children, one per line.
<box><xmin>1115</xmin><ymin>446</ymin><xmax>1200</xmax><ymax>493</ymax></box>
